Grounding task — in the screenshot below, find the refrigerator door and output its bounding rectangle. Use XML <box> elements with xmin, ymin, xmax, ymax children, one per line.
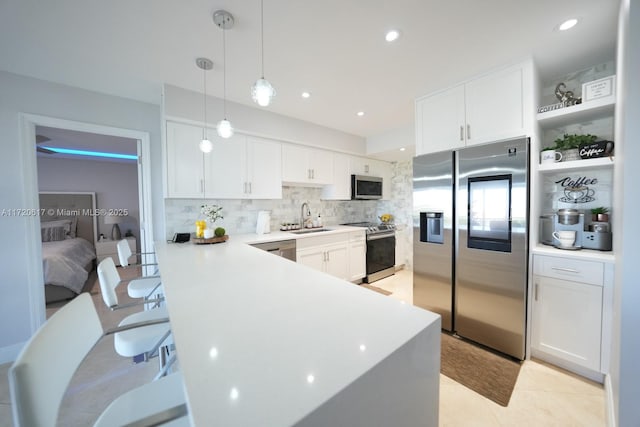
<box><xmin>456</xmin><ymin>138</ymin><xmax>529</xmax><ymax>360</ymax></box>
<box><xmin>413</xmin><ymin>151</ymin><xmax>454</xmax><ymax>331</ymax></box>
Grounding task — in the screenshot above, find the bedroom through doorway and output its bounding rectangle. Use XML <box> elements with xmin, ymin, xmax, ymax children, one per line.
<box><xmin>34</xmin><ymin>125</ymin><xmax>142</xmax><ymax>309</ymax></box>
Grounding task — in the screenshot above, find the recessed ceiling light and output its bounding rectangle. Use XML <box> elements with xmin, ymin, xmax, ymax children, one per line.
<box><xmin>558</xmin><ymin>18</ymin><xmax>578</xmax><ymax>31</ymax></box>
<box><xmin>357</xmin><ymin>111</ymin><xmax>365</xmax><ymax>117</ymax></box>
<box><xmin>301</xmin><ymin>91</ymin><xmax>311</xmax><ymax>99</ymax></box>
<box><xmin>400</xmin><ymin>147</ymin><xmax>406</xmax><ymax>152</ymax></box>
<box><xmin>385</xmin><ymin>30</ymin><xmax>400</xmax><ymax>42</ymax></box>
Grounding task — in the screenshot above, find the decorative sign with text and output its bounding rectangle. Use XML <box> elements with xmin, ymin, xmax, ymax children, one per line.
<box><xmin>556</xmin><ymin>176</ymin><xmax>598</xmax><ymax>204</ymax></box>
<box><xmin>579</xmin><ymin>141</ymin><xmax>614</xmax><ymax>159</ymax></box>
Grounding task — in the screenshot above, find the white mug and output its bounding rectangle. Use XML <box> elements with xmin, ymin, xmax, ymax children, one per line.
<box><xmin>552</xmin><ymin>230</ymin><xmax>575</xmax><ymax>247</ymax></box>
<box><xmin>541</xmin><ymin>150</ymin><xmax>563</xmax><ymax>164</ymax></box>
<box><xmin>203</xmin><ymin>228</ymin><xmax>214</xmax><ymax>239</ymax></box>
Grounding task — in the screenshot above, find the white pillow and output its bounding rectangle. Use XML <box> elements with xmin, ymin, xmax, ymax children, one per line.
<box><xmin>41</xmin><ymin>219</ymin><xmax>76</xmax><ymax>239</ymax></box>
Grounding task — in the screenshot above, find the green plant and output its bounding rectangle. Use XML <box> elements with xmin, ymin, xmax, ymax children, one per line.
<box><xmin>553</xmin><ymin>133</ymin><xmax>598</xmax><ymax>150</ymax></box>
<box><xmin>590</xmin><ymin>207</ymin><xmax>609</xmax><ymax>215</ymax></box>
<box><xmin>540</xmin><ymin>146</ymin><xmax>555</xmax><ymax>151</ymax></box>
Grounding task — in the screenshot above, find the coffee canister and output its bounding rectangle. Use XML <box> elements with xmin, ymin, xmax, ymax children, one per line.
<box><xmin>539</xmin><ymin>214</ymin><xmax>554</xmax><ymax>245</ymax></box>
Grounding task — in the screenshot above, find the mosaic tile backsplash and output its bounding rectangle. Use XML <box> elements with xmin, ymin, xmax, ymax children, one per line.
<box><xmin>164</xmin><ymin>160</ymin><xmax>415</xmax><ymax>268</ymax></box>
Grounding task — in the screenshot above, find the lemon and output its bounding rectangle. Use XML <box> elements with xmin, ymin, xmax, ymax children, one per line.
<box><xmin>214</xmin><ymin>227</ymin><xmax>226</xmax><ymax>237</ymax></box>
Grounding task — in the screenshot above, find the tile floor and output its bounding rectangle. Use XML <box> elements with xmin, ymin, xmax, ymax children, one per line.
<box><xmin>0</xmin><ymin>268</ymin><xmax>606</xmax><ymax>426</ymax></box>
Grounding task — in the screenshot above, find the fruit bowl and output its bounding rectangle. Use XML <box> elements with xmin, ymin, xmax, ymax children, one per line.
<box><xmin>379</xmin><ymin>214</ymin><xmax>394</xmax><ymax>224</ymax></box>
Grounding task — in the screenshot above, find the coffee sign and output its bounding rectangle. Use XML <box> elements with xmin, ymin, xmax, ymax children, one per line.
<box><xmin>556</xmin><ymin>176</ymin><xmax>598</xmax><ymax>204</ymax></box>
<box><xmin>579</xmin><ymin>140</ymin><xmax>614</xmax><ymax>159</ymax></box>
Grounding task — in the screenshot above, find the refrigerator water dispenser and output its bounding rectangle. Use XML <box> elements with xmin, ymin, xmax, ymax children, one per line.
<box><xmin>420</xmin><ymin>212</ymin><xmax>444</xmax><ymax>244</ymax></box>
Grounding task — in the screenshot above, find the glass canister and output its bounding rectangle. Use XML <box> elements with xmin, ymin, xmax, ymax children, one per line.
<box><xmin>195</xmin><ymin>220</ymin><xmax>206</xmax><ymax>238</ymax></box>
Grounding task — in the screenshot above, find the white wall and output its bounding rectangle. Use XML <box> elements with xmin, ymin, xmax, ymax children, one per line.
<box><xmin>37</xmin><ymin>157</ymin><xmax>140</xmax><ymax>247</ymax></box>
<box><xmin>611</xmin><ymin>1</ymin><xmax>640</xmax><ymax>425</ymax></box>
<box><xmin>163</xmin><ymin>84</ymin><xmax>367</xmax><ymax>155</ymax></box>
<box><xmin>0</xmin><ymin>71</ymin><xmax>163</xmax><ymax>363</ymax></box>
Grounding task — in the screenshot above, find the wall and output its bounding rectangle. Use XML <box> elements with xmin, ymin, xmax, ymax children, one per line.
<box><xmin>163</xmin><ymin>84</ymin><xmax>367</xmax><ymax>155</ymax></box>
<box><xmin>611</xmin><ymin>1</ymin><xmax>640</xmax><ymax>425</ymax></box>
<box><xmin>0</xmin><ymin>71</ymin><xmax>163</xmax><ymax>363</ymax></box>
<box><xmin>37</xmin><ymin>157</ymin><xmax>140</xmax><ymax>247</ymax></box>
<box><xmin>164</xmin><ymin>159</ymin><xmax>415</xmax><ymax>269</ymax></box>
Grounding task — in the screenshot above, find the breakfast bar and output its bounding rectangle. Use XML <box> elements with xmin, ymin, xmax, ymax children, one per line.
<box><xmin>155</xmin><ymin>238</ymin><xmax>440</xmax><ymax>426</ymax></box>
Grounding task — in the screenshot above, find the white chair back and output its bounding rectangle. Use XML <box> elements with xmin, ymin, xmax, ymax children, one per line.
<box><xmin>9</xmin><ymin>293</ymin><xmax>102</xmax><ymax>427</ymax></box>
<box><xmin>97</xmin><ymin>257</ymin><xmax>121</xmax><ymax>308</ymax></box>
<box><xmin>116</xmin><ymin>239</ymin><xmax>133</xmax><ymax>267</ymax></box>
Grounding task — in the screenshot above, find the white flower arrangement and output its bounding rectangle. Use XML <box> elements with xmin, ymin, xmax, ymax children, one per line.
<box><xmin>201</xmin><ymin>204</ymin><xmax>224</xmax><ymax>224</ymax></box>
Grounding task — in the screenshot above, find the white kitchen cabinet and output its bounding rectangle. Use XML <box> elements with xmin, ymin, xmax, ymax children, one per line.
<box><xmin>415</xmin><ymin>61</ymin><xmax>532</xmax><ymax>155</ymax></box>
<box><xmin>282</xmin><ymin>144</ymin><xmax>333</xmax><ymax>185</ymax></box>
<box><xmin>348</xmin><ymin>231</ymin><xmax>366</xmax><ymax>281</ymax></box>
<box><xmin>296</xmin><ymin>233</ymin><xmax>354</xmax><ymax>281</ymax></box>
<box><xmin>322</xmin><ymin>154</ymin><xmax>393</xmax><ymax>200</ymax></box>
<box><xmin>165</xmin><ymin>121</ymin><xmax>207</xmax><ymax>198</ymax></box>
<box><xmin>531</xmin><ymin>254</ymin><xmax>604</xmax><ymax>377</ymax></box>
<box><xmin>166</xmin><ymin>121</ymin><xmax>281</xmax><ymax>199</ymax></box>
<box><xmin>206</xmin><ymin>134</ymin><xmax>282</xmax><ymax>199</ymax></box>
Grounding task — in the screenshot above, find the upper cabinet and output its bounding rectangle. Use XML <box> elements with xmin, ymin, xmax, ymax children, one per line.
<box><xmin>322</xmin><ymin>153</ymin><xmax>393</xmax><ymax>200</ymax></box>
<box><xmin>282</xmin><ymin>144</ymin><xmax>333</xmax><ymax>185</ymax></box>
<box><xmin>165</xmin><ymin>121</ymin><xmax>282</xmax><ymax>199</ymax></box>
<box><xmin>415</xmin><ymin>61</ymin><xmax>533</xmax><ymax>155</ymax></box>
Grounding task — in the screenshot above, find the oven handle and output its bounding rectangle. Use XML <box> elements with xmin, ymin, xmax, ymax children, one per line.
<box><xmin>366</xmin><ymin>232</ymin><xmax>396</xmax><ymax>241</ymax></box>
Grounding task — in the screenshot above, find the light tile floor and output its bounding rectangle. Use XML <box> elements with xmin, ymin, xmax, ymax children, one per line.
<box><xmin>374</xmin><ymin>269</ymin><xmax>606</xmax><ymax>426</ymax></box>
<box><xmin>1</xmin><ymin>268</ymin><xmax>606</xmax><ymax>426</ymax></box>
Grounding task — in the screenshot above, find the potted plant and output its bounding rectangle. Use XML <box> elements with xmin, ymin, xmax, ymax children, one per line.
<box><xmin>590</xmin><ymin>207</ymin><xmax>609</xmax><ymax>222</ymax></box>
<box><xmin>553</xmin><ymin>133</ymin><xmax>597</xmax><ymax>161</ymax></box>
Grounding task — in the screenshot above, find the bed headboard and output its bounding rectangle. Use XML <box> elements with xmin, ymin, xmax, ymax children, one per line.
<box><xmin>39</xmin><ymin>192</ymin><xmax>98</xmax><ymax>244</ymax></box>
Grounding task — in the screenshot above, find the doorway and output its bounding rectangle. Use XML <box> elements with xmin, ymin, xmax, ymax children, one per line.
<box><xmin>20</xmin><ymin>113</ymin><xmax>154</xmax><ymax>327</ymax></box>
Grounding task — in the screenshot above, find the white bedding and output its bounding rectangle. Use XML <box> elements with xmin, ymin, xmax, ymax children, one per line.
<box><xmin>42</xmin><ymin>238</ymin><xmax>96</xmax><ymax>293</ymax></box>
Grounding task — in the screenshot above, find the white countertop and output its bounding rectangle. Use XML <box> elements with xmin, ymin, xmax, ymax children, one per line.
<box><xmin>236</xmin><ymin>224</ymin><xmax>365</xmax><ymax>245</ymax></box>
<box><xmin>532</xmin><ymin>243</ymin><xmax>615</xmax><ymax>263</ymax></box>
<box><xmin>155</xmin><ymin>234</ymin><xmax>440</xmax><ymax>426</ymax></box>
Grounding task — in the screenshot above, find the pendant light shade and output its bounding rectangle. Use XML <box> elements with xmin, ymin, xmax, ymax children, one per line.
<box><xmin>196</xmin><ymin>57</ymin><xmax>214</xmax><ymax>152</ymax></box>
<box><xmin>214</xmin><ymin>10</ymin><xmax>234</xmax><ymax>139</ymax></box>
<box><xmin>252</xmin><ymin>0</ymin><xmax>275</xmax><ymax>107</ymax></box>
<box><xmin>216</xmin><ymin>119</ymin><xmax>234</xmax><ymax>138</ymax></box>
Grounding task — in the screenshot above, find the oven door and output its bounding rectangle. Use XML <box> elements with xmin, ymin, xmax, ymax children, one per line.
<box><xmin>366</xmin><ymin>233</ymin><xmax>396</xmax><ymax>275</ymax></box>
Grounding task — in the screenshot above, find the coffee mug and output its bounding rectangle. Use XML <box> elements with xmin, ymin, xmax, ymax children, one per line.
<box><xmin>552</xmin><ymin>230</ymin><xmax>576</xmax><ymax>247</ymax></box>
<box><xmin>541</xmin><ymin>150</ymin><xmax>562</xmax><ymax>164</ymax></box>
<box><xmin>203</xmin><ymin>228</ymin><xmax>214</xmax><ymax>239</ymax></box>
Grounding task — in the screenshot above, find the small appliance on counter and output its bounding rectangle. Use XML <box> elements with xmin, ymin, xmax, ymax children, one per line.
<box><xmin>539</xmin><ymin>208</ymin><xmax>612</xmax><ymax>251</ymax></box>
<box><xmin>256</xmin><ymin>211</ymin><xmax>271</xmax><ymax>234</ymax></box>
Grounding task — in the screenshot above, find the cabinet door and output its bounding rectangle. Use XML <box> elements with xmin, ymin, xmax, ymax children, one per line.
<box><xmin>322</xmin><ymin>152</ymin><xmax>351</xmax><ymax>200</ymax></box>
<box><xmin>415</xmin><ymin>85</ymin><xmax>466</xmax><ymax>155</ymax></box>
<box><xmin>349</xmin><ymin>239</ymin><xmax>366</xmax><ymax>281</ymax></box>
<box><xmin>166</xmin><ymin>121</ymin><xmax>205</xmax><ymax>198</ymax></box>
<box><xmin>532</xmin><ymin>275</ymin><xmax>602</xmax><ymax>371</ymax></box>
<box><xmin>297</xmin><ymin>247</ymin><xmax>326</xmax><ymax>273</ymax></box>
<box><xmin>282</xmin><ymin>144</ymin><xmax>310</xmax><ymax>183</ymax></box>
<box><xmin>325</xmin><ymin>244</ymin><xmax>349</xmax><ymax>280</ymax></box>
<box><xmin>247</xmin><ymin>136</ymin><xmax>282</xmax><ymax>199</ymax></box>
<box><xmin>308</xmin><ymin>147</ymin><xmax>333</xmax><ymax>184</ymax></box>
<box><xmin>465</xmin><ymin>64</ymin><xmax>526</xmax><ymax>145</ymax></box>
<box><xmin>205</xmin><ymin>133</ymin><xmax>246</xmax><ymax>199</ymax></box>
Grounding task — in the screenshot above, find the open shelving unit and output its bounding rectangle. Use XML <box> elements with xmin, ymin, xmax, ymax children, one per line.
<box><xmin>537</xmin><ymin>156</ymin><xmax>614</xmax><ymax>173</ymax></box>
<box><xmin>537</xmin><ymin>95</ymin><xmax>616</xmax><ymax>129</ymax></box>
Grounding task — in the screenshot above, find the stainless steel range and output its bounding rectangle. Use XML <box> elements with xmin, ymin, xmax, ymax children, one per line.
<box><xmin>343</xmin><ymin>222</ymin><xmax>396</xmax><ymax>283</ymax></box>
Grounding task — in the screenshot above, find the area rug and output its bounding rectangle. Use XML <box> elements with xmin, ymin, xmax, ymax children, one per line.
<box><xmin>360</xmin><ymin>284</ymin><xmax>392</xmax><ymax>296</ymax></box>
<box><xmin>440</xmin><ymin>333</ymin><xmax>521</xmax><ymax>406</ymax></box>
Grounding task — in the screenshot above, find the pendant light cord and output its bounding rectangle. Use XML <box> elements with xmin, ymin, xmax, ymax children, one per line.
<box><xmin>223</xmin><ymin>23</ymin><xmax>227</xmax><ymax>120</ymax></box>
<box><xmin>260</xmin><ymin>0</ymin><xmax>265</xmax><ymax>79</ymax></box>
<box><xmin>203</xmin><ymin>68</ymin><xmax>208</xmax><ymax>140</ymax></box>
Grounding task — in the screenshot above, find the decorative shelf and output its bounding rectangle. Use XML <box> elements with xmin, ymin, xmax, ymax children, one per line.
<box><xmin>537</xmin><ymin>95</ymin><xmax>616</xmax><ymax>129</ymax></box>
<box><xmin>537</xmin><ymin>156</ymin><xmax>614</xmax><ymax>173</ymax></box>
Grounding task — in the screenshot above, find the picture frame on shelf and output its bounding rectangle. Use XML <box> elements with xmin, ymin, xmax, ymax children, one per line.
<box><xmin>582</xmin><ymin>75</ymin><xmax>616</xmax><ymax>103</ymax></box>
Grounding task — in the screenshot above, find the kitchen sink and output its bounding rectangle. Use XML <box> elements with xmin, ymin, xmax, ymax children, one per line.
<box><xmin>289</xmin><ymin>228</ymin><xmax>333</xmax><ymax>235</ymax></box>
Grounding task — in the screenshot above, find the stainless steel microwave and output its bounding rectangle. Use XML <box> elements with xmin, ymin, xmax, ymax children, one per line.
<box><xmin>351</xmin><ymin>175</ymin><xmax>383</xmax><ymax>200</ymax></box>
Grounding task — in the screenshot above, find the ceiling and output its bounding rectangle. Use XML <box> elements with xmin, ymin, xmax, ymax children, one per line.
<box><xmin>0</xmin><ymin>1</ymin><xmax>619</xmax><ymax>145</ymax></box>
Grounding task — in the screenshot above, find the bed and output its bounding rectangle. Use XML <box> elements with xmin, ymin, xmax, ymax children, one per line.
<box><xmin>39</xmin><ymin>192</ymin><xmax>98</xmax><ymax>304</ymax></box>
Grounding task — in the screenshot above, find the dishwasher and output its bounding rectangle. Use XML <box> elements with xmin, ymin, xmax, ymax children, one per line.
<box><xmin>250</xmin><ymin>239</ymin><xmax>296</xmax><ymax>261</ymax></box>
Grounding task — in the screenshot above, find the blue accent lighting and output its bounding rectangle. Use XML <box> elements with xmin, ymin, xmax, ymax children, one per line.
<box><xmin>41</xmin><ymin>146</ymin><xmax>138</xmax><ymax>160</ymax></box>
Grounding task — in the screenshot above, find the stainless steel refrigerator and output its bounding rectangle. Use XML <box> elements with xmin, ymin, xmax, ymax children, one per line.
<box><xmin>413</xmin><ymin>138</ymin><xmax>529</xmax><ymax>360</ymax></box>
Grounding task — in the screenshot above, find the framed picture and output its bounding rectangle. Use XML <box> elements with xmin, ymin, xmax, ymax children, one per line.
<box><xmin>582</xmin><ymin>75</ymin><xmax>616</xmax><ymax>102</ymax></box>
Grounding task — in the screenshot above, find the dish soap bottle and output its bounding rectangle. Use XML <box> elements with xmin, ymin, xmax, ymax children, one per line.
<box><xmin>317</xmin><ymin>214</ymin><xmax>322</xmax><ymax>227</ymax></box>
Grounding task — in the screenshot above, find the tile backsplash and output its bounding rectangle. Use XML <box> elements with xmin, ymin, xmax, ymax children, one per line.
<box><xmin>164</xmin><ymin>160</ymin><xmax>414</xmax><ymax>268</ymax></box>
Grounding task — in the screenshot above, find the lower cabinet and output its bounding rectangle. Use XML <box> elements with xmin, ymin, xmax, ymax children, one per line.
<box><xmin>296</xmin><ymin>231</ymin><xmax>365</xmax><ymax>282</ymax></box>
<box><xmin>531</xmin><ymin>254</ymin><xmax>608</xmax><ymax>378</ymax></box>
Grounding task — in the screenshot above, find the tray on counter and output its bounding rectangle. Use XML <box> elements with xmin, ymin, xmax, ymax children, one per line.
<box><xmin>192</xmin><ymin>235</ymin><xmax>229</xmax><ymax>245</ymax></box>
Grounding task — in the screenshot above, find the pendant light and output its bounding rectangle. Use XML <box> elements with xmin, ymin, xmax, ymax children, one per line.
<box><xmin>214</xmin><ymin>10</ymin><xmax>234</xmax><ymax>139</ymax></box>
<box><xmin>251</xmin><ymin>0</ymin><xmax>276</xmax><ymax>107</ymax></box>
<box><xmin>196</xmin><ymin>57</ymin><xmax>214</xmax><ymax>153</ymax></box>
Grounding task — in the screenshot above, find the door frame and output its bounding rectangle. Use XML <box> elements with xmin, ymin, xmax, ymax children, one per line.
<box><xmin>20</xmin><ymin>113</ymin><xmax>154</xmax><ymax>328</ymax></box>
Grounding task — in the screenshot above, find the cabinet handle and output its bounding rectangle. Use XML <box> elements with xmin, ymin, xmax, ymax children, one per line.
<box><xmin>467</xmin><ymin>124</ymin><xmax>471</xmax><ymax>140</ymax></box>
<box><xmin>460</xmin><ymin>126</ymin><xmax>464</xmax><ymax>141</ymax></box>
<box><xmin>535</xmin><ymin>282</ymin><xmax>539</xmax><ymax>301</ymax></box>
<box><xmin>200</xmin><ymin>179</ymin><xmax>204</xmax><ymax>193</ymax></box>
<box><xmin>551</xmin><ymin>267</ymin><xmax>580</xmax><ymax>274</ymax></box>
<box><xmin>248</xmin><ymin>182</ymin><xmax>252</xmax><ymax>194</ymax></box>
<box><xmin>365</xmin><ymin>164</ymin><xmax>369</xmax><ymax>173</ymax></box>
<box><xmin>311</xmin><ymin>169</ymin><xmax>315</xmax><ymax>179</ymax></box>
<box><xmin>308</xmin><ymin>169</ymin><xmax>311</xmax><ymax>179</ymax></box>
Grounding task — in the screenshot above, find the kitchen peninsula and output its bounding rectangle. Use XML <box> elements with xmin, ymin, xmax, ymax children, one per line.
<box><xmin>155</xmin><ymin>237</ymin><xmax>440</xmax><ymax>426</ymax></box>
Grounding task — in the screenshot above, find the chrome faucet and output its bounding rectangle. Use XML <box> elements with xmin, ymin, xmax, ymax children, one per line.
<box><xmin>300</xmin><ymin>202</ymin><xmax>311</xmax><ymax>228</ymax></box>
